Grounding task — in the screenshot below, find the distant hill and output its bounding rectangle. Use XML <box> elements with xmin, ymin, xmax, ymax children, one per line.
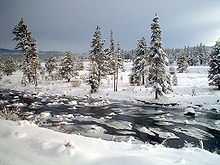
<box><xmin>0</xmin><ymin>48</ymin><xmax>63</xmax><ymax>59</ymax></box>
<box><xmin>0</xmin><ymin>48</ymin><xmax>89</xmax><ymax>59</ymax></box>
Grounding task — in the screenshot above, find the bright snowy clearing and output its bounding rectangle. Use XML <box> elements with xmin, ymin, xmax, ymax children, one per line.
<box><xmin>0</xmin><ymin>62</ymin><xmax>219</xmax><ymax>110</ymax></box>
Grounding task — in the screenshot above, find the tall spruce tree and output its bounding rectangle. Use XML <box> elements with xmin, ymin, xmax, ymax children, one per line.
<box><xmin>195</xmin><ymin>43</ymin><xmax>209</xmax><ymax>66</ymax></box>
<box><xmin>148</xmin><ymin>14</ymin><xmax>171</xmax><ymax>99</ymax></box>
<box><xmin>89</xmin><ymin>26</ymin><xmax>105</xmax><ymax>93</ymax></box>
<box><xmin>12</xmin><ymin>18</ymin><xmax>39</xmax><ymax>86</ymax></box>
<box><xmin>45</xmin><ymin>53</ymin><xmax>58</xmax><ymax>75</ymax></box>
<box><xmin>28</xmin><ymin>35</ymin><xmax>39</xmax><ymax>86</ymax></box>
<box><xmin>130</xmin><ymin>37</ymin><xmax>147</xmax><ymax>86</ymax></box>
<box><xmin>59</xmin><ymin>51</ymin><xmax>79</xmax><ymax>82</ymax></box>
<box><xmin>116</xmin><ymin>42</ymin><xmax>124</xmax><ymax>71</ymax></box>
<box><xmin>109</xmin><ymin>30</ymin><xmax>118</xmax><ymax>91</ymax></box>
<box><xmin>208</xmin><ymin>39</ymin><xmax>220</xmax><ymax>90</ymax></box>
<box><xmin>177</xmin><ymin>51</ymin><xmax>188</xmax><ymax>73</ymax></box>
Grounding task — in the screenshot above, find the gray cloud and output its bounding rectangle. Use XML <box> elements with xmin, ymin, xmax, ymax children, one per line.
<box><xmin>0</xmin><ymin>0</ymin><xmax>220</xmax><ymax>53</ymax></box>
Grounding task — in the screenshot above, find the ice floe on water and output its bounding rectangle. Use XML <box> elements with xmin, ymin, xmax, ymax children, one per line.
<box><xmin>174</xmin><ymin>127</ymin><xmax>214</xmax><ymax>140</ymax></box>
<box><xmin>12</xmin><ymin>102</ymin><xmax>25</xmax><ymax>107</ymax></box>
<box><xmin>69</xmin><ymin>100</ymin><xmax>78</xmax><ymax>105</ymax></box>
<box><xmin>184</xmin><ymin>107</ymin><xmax>196</xmax><ymax>116</ymax></box>
<box><xmin>136</xmin><ymin>126</ymin><xmax>156</xmax><ymax>136</ymax></box>
<box><xmin>105</xmin><ymin>120</ymin><xmax>133</xmax><ymax>130</ymax></box>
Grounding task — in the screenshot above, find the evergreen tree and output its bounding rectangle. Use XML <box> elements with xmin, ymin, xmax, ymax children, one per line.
<box><xmin>177</xmin><ymin>51</ymin><xmax>188</xmax><ymax>73</ymax></box>
<box><xmin>59</xmin><ymin>51</ymin><xmax>79</xmax><ymax>82</ymax></box>
<box><xmin>45</xmin><ymin>53</ymin><xmax>58</xmax><ymax>75</ymax></box>
<box><xmin>148</xmin><ymin>14</ymin><xmax>171</xmax><ymax>99</ymax></box>
<box><xmin>109</xmin><ymin>31</ymin><xmax>118</xmax><ymax>91</ymax></box>
<box><xmin>116</xmin><ymin>42</ymin><xmax>124</xmax><ymax>71</ymax></box>
<box><xmin>208</xmin><ymin>39</ymin><xmax>220</xmax><ymax>90</ymax></box>
<box><xmin>12</xmin><ymin>18</ymin><xmax>29</xmax><ymax>51</ymax></box>
<box><xmin>130</xmin><ymin>37</ymin><xmax>147</xmax><ymax>86</ymax></box>
<box><xmin>202</xmin><ymin>44</ymin><xmax>209</xmax><ymax>65</ymax></box>
<box><xmin>12</xmin><ymin>18</ymin><xmax>39</xmax><ymax>86</ymax></box>
<box><xmin>195</xmin><ymin>43</ymin><xmax>209</xmax><ymax>66</ymax></box>
<box><xmin>28</xmin><ymin>35</ymin><xmax>39</xmax><ymax>86</ymax></box>
<box><xmin>89</xmin><ymin>26</ymin><xmax>105</xmax><ymax>93</ymax></box>
<box><xmin>103</xmin><ymin>48</ymin><xmax>114</xmax><ymax>75</ymax></box>
<box><xmin>114</xmin><ymin>42</ymin><xmax>124</xmax><ymax>91</ymax></box>
<box><xmin>89</xmin><ymin>61</ymin><xmax>100</xmax><ymax>93</ymax></box>
<box><xmin>3</xmin><ymin>57</ymin><xmax>16</xmax><ymax>76</ymax></box>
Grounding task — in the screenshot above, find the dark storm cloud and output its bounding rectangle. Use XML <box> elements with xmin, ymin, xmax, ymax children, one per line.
<box><xmin>0</xmin><ymin>0</ymin><xmax>220</xmax><ymax>53</ymax></box>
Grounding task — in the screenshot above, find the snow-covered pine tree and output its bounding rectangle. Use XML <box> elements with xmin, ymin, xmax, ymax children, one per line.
<box><xmin>116</xmin><ymin>42</ymin><xmax>124</xmax><ymax>71</ymax></box>
<box><xmin>12</xmin><ymin>18</ymin><xmax>39</xmax><ymax>86</ymax></box>
<box><xmin>130</xmin><ymin>37</ymin><xmax>147</xmax><ymax>86</ymax></box>
<box><xmin>177</xmin><ymin>51</ymin><xmax>188</xmax><ymax>73</ymax></box>
<box><xmin>195</xmin><ymin>43</ymin><xmax>209</xmax><ymax>66</ymax></box>
<box><xmin>103</xmin><ymin>48</ymin><xmax>114</xmax><ymax>75</ymax></box>
<box><xmin>114</xmin><ymin>42</ymin><xmax>124</xmax><ymax>91</ymax></box>
<box><xmin>12</xmin><ymin>18</ymin><xmax>30</xmax><ymax>84</ymax></box>
<box><xmin>109</xmin><ymin>30</ymin><xmax>118</xmax><ymax>91</ymax></box>
<box><xmin>208</xmin><ymin>39</ymin><xmax>220</xmax><ymax>90</ymax></box>
<box><xmin>45</xmin><ymin>53</ymin><xmax>58</xmax><ymax>75</ymax></box>
<box><xmin>3</xmin><ymin>57</ymin><xmax>16</xmax><ymax>76</ymax></box>
<box><xmin>59</xmin><ymin>51</ymin><xmax>79</xmax><ymax>82</ymax></box>
<box><xmin>89</xmin><ymin>26</ymin><xmax>105</xmax><ymax>93</ymax></box>
<box><xmin>12</xmin><ymin>18</ymin><xmax>28</xmax><ymax>51</ymax></box>
<box><xmin>89</xmin><ymin>61</ymin><xmax>100</xmax><ymax>93</ymax></box>
<box><xmin>28</xmin><ymin>34</ymin><xmax>39</xmax><ymax>86</ymax></box>
<box><xmin>148</xmin><ymin>13</ymin><xmax>171</xmax><ymax>99</ymax></box>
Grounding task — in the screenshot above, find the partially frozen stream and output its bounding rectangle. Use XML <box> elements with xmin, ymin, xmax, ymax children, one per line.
<box><xmin>0</xmin><ymin>89</ymin><xmax>220</xmax><ymax>153</ymax></box>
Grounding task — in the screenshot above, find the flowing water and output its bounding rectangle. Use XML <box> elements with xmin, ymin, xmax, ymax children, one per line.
<box><xmin>0</xmin><ymin>88</ymin><xmax>220</xmax><ymax>153</ymax></box>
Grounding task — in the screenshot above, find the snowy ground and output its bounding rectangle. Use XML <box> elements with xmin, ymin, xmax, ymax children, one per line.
<box><xmin>0</xmin><ymin>62</ymin><xmax>219</xmax><ymax>110</ymax></box>
<box><xmin>0</xmin><ymin>119</ymin><xmax>219</xmax><ymax>165</ymax></box>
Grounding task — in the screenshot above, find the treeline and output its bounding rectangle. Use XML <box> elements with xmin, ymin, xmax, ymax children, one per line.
<box><xmin>124</xmin><ymin>44</ymin><xmax>211</xmax><ymax>66</ymax></box>
<box><xmin>165</xmin><ymin>43</ymin><xmax>211</xmax><ymax>66</ymax></box>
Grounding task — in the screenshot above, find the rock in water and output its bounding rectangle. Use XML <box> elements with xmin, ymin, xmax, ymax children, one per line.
<box><xmin>184</xmin><ymin>107</ymin><xmax>195</xmax><ymax>116</ymax></box>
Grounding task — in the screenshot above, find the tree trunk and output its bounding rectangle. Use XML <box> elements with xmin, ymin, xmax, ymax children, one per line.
<box><xmin>28</xmin><ymin>73</ymin><xmax>31</xmax><ymax>84</ymax></box>
<box><xmin>113</xmin><ymin>72</ymin><xmax>116</xmax><ymax>92</ymax></box>
<box><xmin>142</xmin><ymin>73</ymin><xmax>145</xmax><ymax>85</ymax></box>
<box><xmin>155</xmin><ymin>90</ymin><xmax>158</xmax><ymax>99</ymax></box>
<box><xmin>116</xmin><ymin>68</ymin><xmax>118</xmax><ymax>92</ymax></box>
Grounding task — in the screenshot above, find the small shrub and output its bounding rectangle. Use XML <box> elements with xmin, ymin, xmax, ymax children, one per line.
<box><xmin>0</xmin><ymin>107</ymin><xmax>20</xmax><ymax>121</ymax></box>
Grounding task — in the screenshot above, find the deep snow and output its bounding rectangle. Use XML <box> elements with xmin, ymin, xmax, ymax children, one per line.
<box><xmin>0</xmin><ymin>119</ymin><xmax>219</xmax><ymax>165</ymax></box>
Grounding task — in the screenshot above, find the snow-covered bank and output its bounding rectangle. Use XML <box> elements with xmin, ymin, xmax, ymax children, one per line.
<box><xmin>0</xmin><ymin>63</ymin><xmax>219</xmax><ymax>110</ymax></box>
<box><xmin>0</xmin><ymin>119</ymin><xmax>219</xmax><ymax>165</ymax></box>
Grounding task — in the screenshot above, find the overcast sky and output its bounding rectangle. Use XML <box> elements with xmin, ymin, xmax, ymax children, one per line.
<box><xmin>0</xmin><ymin>0</ymin><xmax>220</xmax><ymax>53</ymax></box>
